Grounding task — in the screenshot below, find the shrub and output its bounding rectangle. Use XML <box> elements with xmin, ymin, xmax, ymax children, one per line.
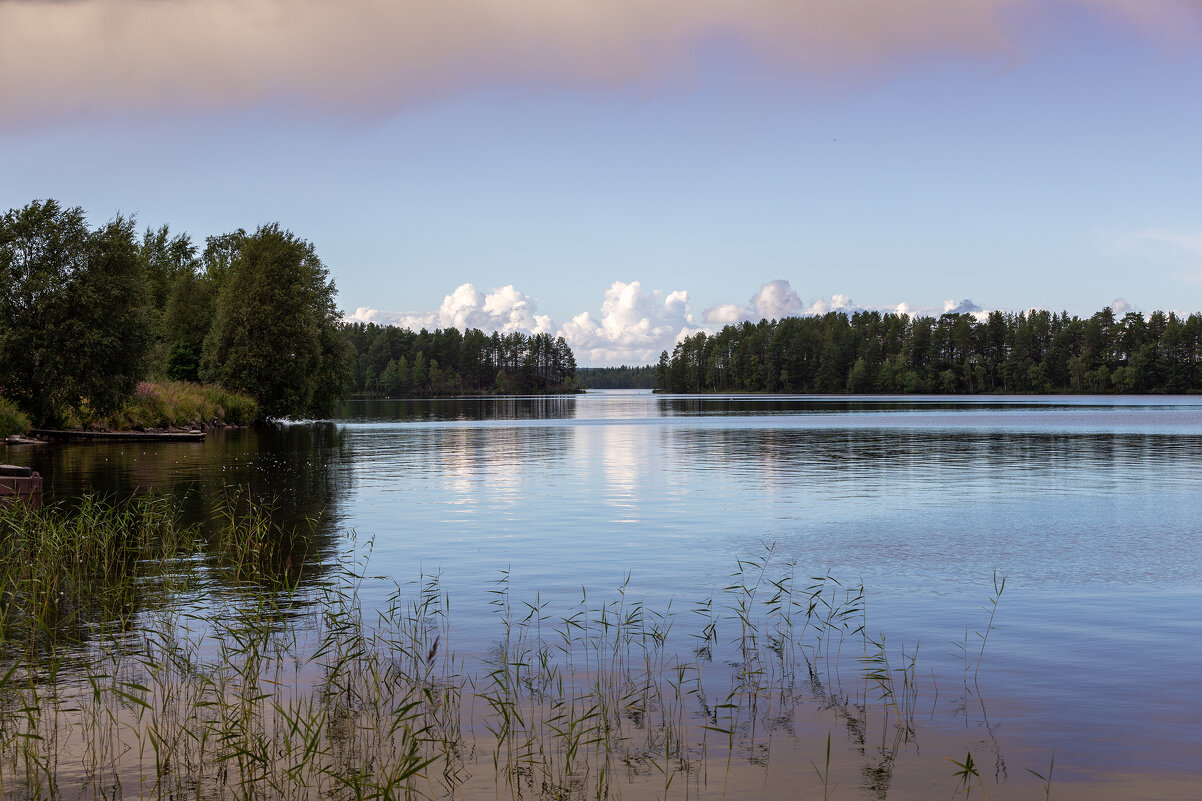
<box><xmin>199</xmin><ymin>384</ymin><xmax>259</xmax><ymax>426</ymax></box>
<box><xmin>0</xmin><ymin>396</ymin><xmax>30</xmax><ymax>438</ymax></box>
<box><xmin>85</xmin><ymin>381</ymin><xmax>259</xmax><ymax>430</ymax></box>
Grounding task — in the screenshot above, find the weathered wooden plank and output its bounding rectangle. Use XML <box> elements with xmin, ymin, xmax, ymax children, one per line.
<box><xmin>0</xmin><ymin>468</ymin><xmax>42</xmax><ymax>510</ymax></box>
<box><xmin>29</xmin><ymin>429</ymin><xmax>206</xmax><ymax>442</ymax></box>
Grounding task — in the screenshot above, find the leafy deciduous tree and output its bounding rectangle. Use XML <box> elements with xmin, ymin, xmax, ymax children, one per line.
<box><xmin>200</xmin><ymin>224</ymin><xmax>350</xmax><ymax>419</ymax></box>
<box><xmin>0</xmin><ymin>200</ymin><xmax>150</xmax><ymax>425</ymax></box>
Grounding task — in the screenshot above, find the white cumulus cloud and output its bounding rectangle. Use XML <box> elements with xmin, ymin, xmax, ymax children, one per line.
<box><xmin>939</xmin><ymin>298</ymin><xmax>996</xmax><ymax>321</ymax></box>
<box><xmin>942</xmin><ymin>298</ymin><xmax>984</xmax><ymax>315</ymax></box>
<box><xmin>805</xmin><ymin>294</ymin><xmax>856</xmax><ymax>316</ymax></box>
<box><xmin>347</xmin><ymin>283</ymin><xmax>550</xmax><ymax>333</ymax></box>
<box><xmin>702</xmin><ymin>303</ymin><xmax>748</xmax><ymax>325</ymax></box>
<box><xmin>703</xmin><ymin>279</ymin><xmax>803</xmax><ymax>324</ymax></box>
<box><xmin>559</xmin><ymin>281</ymin><xmax>694</xmax><ymax>366</ymax></box>
<box><xmin>450</xmin><ymin>283</ymin><xmax>553</xmax><ymax>333</ymax></box>
<box><xmin>751</xmin><ymin>279</ymin><xmax>804</xmax><ymax>320</ymax></box>
<box><xmin>349</xmin><ymin>279</ymin><xmax>694</xmax><ymax>365</ymax></box>
<box><xmin>349</xmin><ymin>280</ymin><xmax>1033</xmax><ymax>366</ymax></box>
<box><xmin>345</xmin><ymin>306</ymin><xmax>435</xmax><ymax>329</ymax></box>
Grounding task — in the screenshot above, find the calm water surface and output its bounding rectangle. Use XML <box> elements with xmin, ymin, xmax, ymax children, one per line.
<box><xmin>8</xmin><ymin>391</ymin><xmax>1202</xmax><ymax>793</ymax></box>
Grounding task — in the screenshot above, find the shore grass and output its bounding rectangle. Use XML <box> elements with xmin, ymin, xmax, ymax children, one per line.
<box><xmin>0</xmin><ymin>399</ymin><xmax>29</xmax><ymax>439</ymax></box>
<box><xmin>0</xmin><ymin>495</ymin><xmax>1047</xmax><ymax>800</ymax></box>
<box><xmin>83</xmin><ymin>381</ymin><xmax>258</xmax><ymax>431</ymax></box>
<box><xmin>0</xmin><ymin>495</ymin><xmax>195</xmax><ymax>651</ymax></box>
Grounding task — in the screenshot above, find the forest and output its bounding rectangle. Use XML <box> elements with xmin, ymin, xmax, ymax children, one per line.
<box><xmin>7</xmin><ymin>198</ymin><xmax>1200</xmax><ymax>435</ymax></box>
<box><xmin>655</xmin><ymin>307</ymin><xmax>1202</xmax><ymax>394</ymax></box>
<box><xmin>0</xmin><ymin>200</ymin><xmax>350</xmax><ymax>426</ymax></box>
<box><xmin>1</xmin><ymin>200</ymin><xmax>583</xmax><ymax>430</ymax></box>
<box><xmin>340</xmin><ymin>323</ymin><xmax>578</xmax><ymax>396</ymax></box>
<box><xmin>577</xmin><ymin>365</ymin><xmax>657</xmax><ymax>389</ymax></box>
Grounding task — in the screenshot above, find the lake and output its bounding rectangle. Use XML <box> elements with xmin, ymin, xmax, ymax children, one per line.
<box><xmin>7</xmin><ymin>391</ymin><xmax>1202</xmax><ymax>799</ymax></box>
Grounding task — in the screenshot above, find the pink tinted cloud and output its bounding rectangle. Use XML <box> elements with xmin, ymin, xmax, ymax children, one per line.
<box><xmin>1</xmin><ymin>0</ymin><xmax>1198</xmax><ymax>124</ymax></box>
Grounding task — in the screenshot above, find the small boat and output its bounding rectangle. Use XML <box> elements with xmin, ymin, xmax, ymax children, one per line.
<box><xmin>0</xmin><ymin>464</ymin><xmax>42</xmax><ymax>510</ymax></box>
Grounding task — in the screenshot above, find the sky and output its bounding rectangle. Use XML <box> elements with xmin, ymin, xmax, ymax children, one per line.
<box><xmin>3</xmin><ymin>0</ymin><xmax>1202</xmax><ymax>365</ymax></box>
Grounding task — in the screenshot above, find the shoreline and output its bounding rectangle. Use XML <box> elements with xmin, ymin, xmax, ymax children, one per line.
<box><xmin>7</xmin><ymin>421</ymin><xmax>247</xmax><ymax>446</ymax></box>
<box><xmin>28</xmin><ymin>428</ymin><xmax>208</xmax><ymax>442</ymax></box>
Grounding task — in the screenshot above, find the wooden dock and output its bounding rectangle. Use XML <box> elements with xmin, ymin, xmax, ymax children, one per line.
<box><xmin>29</xmin><ymin>429</ymin><xmax>206</xmax><ymax>442</ymax></box>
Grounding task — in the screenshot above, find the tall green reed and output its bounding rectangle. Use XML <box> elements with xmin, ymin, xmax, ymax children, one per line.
<box><xmin>0</xmin><ymin>498</ymin><xmax>1044</xmax><ymax>801</ymax></box>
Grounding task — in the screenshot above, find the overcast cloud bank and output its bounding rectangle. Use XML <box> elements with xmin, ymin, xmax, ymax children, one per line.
<box><xmin>2</xmin><ymin>0</ymin><xmax>1198</xmax><ymax>124</ymax></box>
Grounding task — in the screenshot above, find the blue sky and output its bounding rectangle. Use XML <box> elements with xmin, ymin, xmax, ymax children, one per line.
<box><xmin>3</xmin><ymin>0</ymin><xmax>1201</xmax><ymax>364</ymax></box>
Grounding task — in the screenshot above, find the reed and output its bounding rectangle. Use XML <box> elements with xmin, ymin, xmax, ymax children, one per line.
<box><xmin>87</xmin><ymin>381</ymin><xmax>258</xmax><ymax>431</ymax></box>
<box><xmin>974</xmin><ymin>570</ymin><xmax>1006</xmax><ymax>685</ymax></box>
<box><xmin>0</xmin><ymin>494</ymin><xmax>194</xmax><ymax>652</ymax></box>
<box><xmin>0</xmin><ymin>497</ymin><xmax>1048</xmax><ymax>800</ymax></box>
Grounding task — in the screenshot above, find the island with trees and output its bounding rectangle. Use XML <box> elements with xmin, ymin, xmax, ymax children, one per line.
<box><xmin>340</xmin><ymin>324</ymin><xmax>578</xmax><ymax>396</ymax></box>
<box><xmin>654</xmin><ymin>308</ymin><xmax>1202</xmax><ymax>394</ymax></box>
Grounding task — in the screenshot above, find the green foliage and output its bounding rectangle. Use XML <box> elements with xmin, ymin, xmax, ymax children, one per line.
<box><xmin>70</xmin><ymin>214</ymin><xmax>155</xmax><ymax>411</ymax></box>
<box><xmin>88</xmin><ymin>380</ymin><xmax>258</xmax><ymax>430</ymax></box>
<box><xmin>164</xmin><ymin>342</ymin><xmax>201</xmax><ymax>382</ymax></box>
<box><xmin>342</xmin><ymin>323</ymin><xmax>578</xmax><ymax>396</ymax></box>
<box><xmin>846</xmin><ymin>356</ymin><xmax>873</xmax><ymax>393</ymax></box>
<box><xmin>139</xmin><ymin>224</ymin><xmax>200</xmax><ymax>375</ymax></box>
<box><xmin>577</xmin><ymin>364</ymin><xmax>657</xmax><ymax>389</ymax></box>
<box><xmin>201</xmin><ymin>224</ymin><xmax>350</xmax><ymax>419</ymax></box>
<box><xmin>0</xmin><ymin>200</ymin><xmax>151</xmax><ymax>425</ymax></box>
<box><xmin>0</xmin><ymin>494</ymin><xmax>192</xmax><ymax>645</ymax></box>
<box><xmin>1</xmin><ymin>200</ymin><xmax>361</xmax><ymax>428</ymax></box>
<box><xmin>0</xmin><ymin>396</ymin><xmax>30</xmax><ymax>438</ymax></box>
<box><xmin>140</xmin><ymin>224</ymin><xmax>198</xmax><ymax>310</ymax></box>
<box><xmin>160</xmin><ymin>244</ymin><xmax>223</xmax><ymax>383</ymax></box>
<box><xmin>948</xmin><ymin>751</ymin><xmax>985</xmax><ymax>797</ymax></box>
<box><xmin>659</xmin><ymin>307</ymin><xmax>1202</xmax><ymax>395</ymax></box>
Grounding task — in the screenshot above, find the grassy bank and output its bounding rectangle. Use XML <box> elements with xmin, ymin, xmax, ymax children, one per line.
<box><xmin>0</xmin><ymin>495</ymin><xmax>1057</xmax><ymax>800</ymax></box>
<box><xmin>85</xmin><ymin>381</ymin><xmax>258</xmax><ymax>430</ymax></box>
<box><xmin>3</xmin><ymin>383</ymin><xmax>257</xmax><ymax>435</ymax></box>
<box><xmin>0</xmin><ymin>399</ymin><xmax>29</xmax><ymax>439</ymax></box>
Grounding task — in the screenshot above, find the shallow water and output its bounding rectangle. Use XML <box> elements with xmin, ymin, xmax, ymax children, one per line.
<box><xmin>7</xmin><ymin>391</ymin><xmax>1202</xmax><ymax>797</ymax></box>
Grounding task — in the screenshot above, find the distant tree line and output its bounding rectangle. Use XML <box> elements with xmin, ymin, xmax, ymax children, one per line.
<box><xmin>341</xmin><ymin>323</ymin><xmax>578</xmax><ymax>396</ymax></box>
<box><xmin>656</xmin><ymin>308</ymin><xmax>1202</xmax><ymax>394</ymax></box>
<box><xmin>577</xmin><ymin>365</ymin><xmax>657</xmax><ymax>389</ymax></box>
<box><xmin>1</xmin><ymin>199</ymin><xmax>348</xmax><ymax>425</ymax></box>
